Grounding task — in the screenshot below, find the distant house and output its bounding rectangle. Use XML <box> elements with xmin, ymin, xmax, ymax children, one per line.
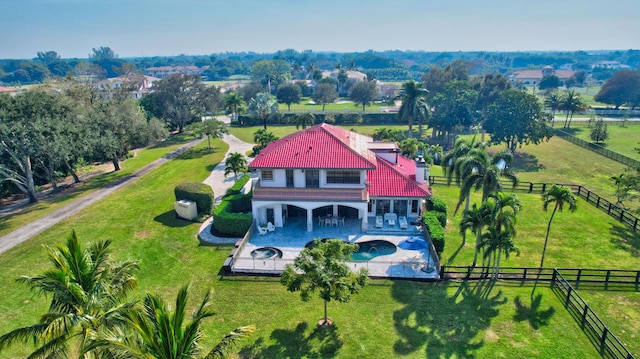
<box><xmin>0</xmin><ymin>86</ymin><xmax>16</xmax><ymax>94</ymax></box>
<box><xmin>144</xmin><ymin>65</ymin><xmax>209</xmax><ymax>79</ymax></box>
<box><xmin>591</xmin><ymin>61</ymin><xmax>631</xmax><ymax>70</ymax></box>
<box><xmin>95</xmin><ymin>74</ymin><xmax>159</xmax><ymax>99</ymax></box>
<box><xmin>248</xmin><ymin>123</ymin><xmax>431</xmax><ymax>232</ymax></box>
<box><xmin>509</xmin><ymin>66</ymin><xmax>575</xmax><ymax>85</ymax></box>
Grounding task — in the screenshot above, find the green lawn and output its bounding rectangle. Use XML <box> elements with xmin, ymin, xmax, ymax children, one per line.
<box><xmin>0</xmin><ymin>133</ymin><xmax>198</xmax><ymax>237</ymax></box>
<box><xmin>557</xmin><ymin>121</ymin><xmax>640</xmax><ymax>161</ymax></box>
<box><xmin>279</xmin><ymin>97</ymin><xmax>388</xmax><ymax>112</ymax></box>
<box><xmin>1</xmin><ymin>125</ymin><xmax>639</xmax><ymax>357</ymax></box>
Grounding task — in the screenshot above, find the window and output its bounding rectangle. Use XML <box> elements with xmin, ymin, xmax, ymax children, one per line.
<box><xmin>262</xmin><ymin>170</ymin><xmax>274</xmax><ymax>181</ymax></box>
<box><xmin>305</xmin><ymin>170</ymin><xmax>319</xmax><ymax>188</ymax></box>
<box><xmin>326</xmin><ymin>170</ymin><xmax>360</xmax><ymax>184</ymax></box>
<box><xmin>411</xmin><ymin>200</ymin><xmax>419</xmax><ymax>213</ymax></box>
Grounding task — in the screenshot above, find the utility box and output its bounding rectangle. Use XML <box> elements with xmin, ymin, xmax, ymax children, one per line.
<box><xmin>174</xmin><ymin>200</ymin><xmax>198</xmax><ymax>220</ymax></box>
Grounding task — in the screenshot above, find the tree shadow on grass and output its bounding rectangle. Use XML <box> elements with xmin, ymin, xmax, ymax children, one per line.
<box><xmin>172</xmin><ymin>146</ymin><xmax>221</xmax><ymax>161</ymax></box>
<box><xmin>153</xmin><ymin>210</ymin><xmax>194</xmax><ymax>228</ymax></box>
<box><xmin>512</xmin><ymin>152</ymin><xmax>545</xmax><ymax>172</ymax></box>
<box><xmin>391</xmin><ymin>280</ymin><xmax>506</xmax><ymax>358</ymax></box>
<box><xmin>609</xmin><ymin>222</ymin><xmax>640</xmax><ymax>257</ymax></box>
<box><xmin>513</xmin><ymin>294</ymin><xmax>555</xmax><ymax>330</ymax></box>
<box><xmin>238</xmin><ymin>321</ymin><xmax>343</xmax><ymax>358</ymax></box>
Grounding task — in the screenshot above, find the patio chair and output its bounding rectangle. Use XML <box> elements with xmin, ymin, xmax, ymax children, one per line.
<box><xmin>399</xmin><ymin>216</ymin><xmax>408</xmax><ymax>229</ymax></box>
<box><xmin>375</xmin><ymin>215</ymin><xmax>383</xmax><ymax>228</ymax></box>
<box><xmin>318</xmin><ymin>216</ymin><xmax>323</xmax><ymax>226</ymax></box>
<box><xmin>257</xmin><ymin>226</ymin><xmax>268</xmax><ymax>236</ymax></box>
<box><xmin>339</xmin><ymin>216</ymin><xmax>345</xmax><ymax>226</ymax></box>
<box><xmin>331</xmin><ymin>217</ymin><xmax>338</xmax><ymax>227</ymax></box>
<box><xmin>266</xmin><ymin>222</ymin><xmax>276</xmax><ymax>232</ymax></box>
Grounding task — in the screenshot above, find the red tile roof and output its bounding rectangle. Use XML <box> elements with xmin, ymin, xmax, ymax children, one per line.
<box><xmin>249</xmin><ymin>123</ymin><xmax>377</xmax><ymax>170</ymax></box>
<box><xmin>0</xmin><ymin>86</ymin><xmax>16</xmax><ymax>93</ymax></box>
<box><xmin>368</xmin><ymin>156</ymin><xmax>431</xmax><ymax>198</ymax></box>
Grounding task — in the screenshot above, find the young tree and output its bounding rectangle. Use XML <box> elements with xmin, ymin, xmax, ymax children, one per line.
<box><xmin>281</xmin><ymin>239</ymin><xmax>368</xmax><ymax>326</ymax></box>
<box><xmin>224</xmin><ymin>91</ymin><xmax>246</xmax><ymax>124</ymax></box>
<box><xmin>589</xmin><ymin>118</ymin><xmax>609</xmax><ymax>144</ymax></box>
<box><xmin>93</xmin><ymin>285</ymin><xmax>255</xmax><ymax>358</ymax></box>
<box><xmin>276</xmin><ymin>82</ymin><xmax>302</xmax><ymax>111</ymax></box>
<box><xmin>0</xmin><ymin>231</ymin><xmax>139</xmax><ymax>358</ymax></box>
<box><xmin>395</xmin><ymin>80</ymin><xmax>429</xmax><ymax>138</ymax></box>
<box><xmin>349</xmin><ymin>81</ymin><xmax>377</xmax><ymax>111</ymax></box>
<box><xmin>224</xmin><ymin>152</ymin><xmax>248</xmax><ymax>180</ymax></box>
<box><xmin>540</xmin><ymin>185</ymin><xmax>577</xmax><ymax>268</ymax></box>
<box><xmin>185</xmin><ymin>118</ymin><xmax>229</xmax><ymax>149</ymax></box>
<box><xmin>248</xmin><ymin>92</ymin><xmax>279</xmax><ymax>130</ymax></box>
<box><xmin>311</xmin><ymin>83</ymin><xmax>338</xmax><ymax>111</ymax></box>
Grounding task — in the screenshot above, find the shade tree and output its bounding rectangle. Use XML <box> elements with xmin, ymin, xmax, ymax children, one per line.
<box><xmin>594</xmin><ymin>70</ymin><xmax>640</xmax><ymax>109</ymax></box>
<box><xmin>311</xmin><ymin>83</ymin><xmax>338</xmax><ymax>111</ymax></box>
<box><xmin>349</xmin><ymin>81</ymin><xmax>378</xmax><ymax>111</ymax></box>
<box><xmin>276</xmin><ymin>82</ymin><xmax>302</xmax><ymax>111</ymax></box>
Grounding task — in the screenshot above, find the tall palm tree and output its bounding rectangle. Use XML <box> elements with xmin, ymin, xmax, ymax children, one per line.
<box><xmin>544</xmin><ymin>92</ymin><xmax>562</xmax><ymax>127</ymax></box>
<box><xmin>540</xmin><ymin>185</ymin><xmax>577</xmax><ymax>268</ymax></box>
<box><xmin>0</xmin><ymin>231</ymin><xmax>139</xmax><ymax>358</ymax></box>
<box><xmin>294</xmin><ymin>112</ymin><xmax>315</xmax><ymax>130</ymax></box>
<box><xmin>442</xmin><ymin>135</ymin><xmax>485</xmax><ymax>185</ymax></box>
<box><xmin>224</xmin><ymin>152</ymin><xmax>248</xmax><ymax>180</ymax></box>
<box><xmin>395</xmin><ymin>81</ymin><xmax>430</xmax><ymax>138</ymax></box>
<box><xmin>248</xmin><ymin>92</ymin><xmax>279</xmax><ymax>130</ymax></box>
<box><xmin>94</xmin><ymin>285</ymin><xmax>255</xmax><ymax>358</ymax></box>
<box><xmin>459</xmin><ymin>202</ymin><xmax>493</xmax><ymax>265</ymax></box>
<box><xmin>560</xmin><ymin>90</ymin><xmax>586</xmax><ymax>128</ymax></box>
<box><xmin>453</xmin><ymin>148</ymin><xmax>518</xmax><ymax>214</ymax></box>
<box><xmin>482</xmin><ymin>225</ymin><xmax>519</xmax><ymax>280</ymax></box>
<box><xmin>224</xmin><ymin>92</ymin><xmax>246</xmax><ymax>124</ymax></box>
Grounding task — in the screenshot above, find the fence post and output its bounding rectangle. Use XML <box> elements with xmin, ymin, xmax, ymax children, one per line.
<box><xmin>586</xmin><ymin>191</ymin><xmax>590</xmax><ymax>202</ymax></box>
<box><xmin>542</xmin><ymin>183</ymin><xmax>546</xmax><ymax>193</ymax></box>
<box><xmin>529</xmin><ymin>183</ymin><xmax>533</xmax><ymax>193</ymax></box>
<box><xmin>565</xmin><ymin>286</ymin><xmax>572</xmax><ymax>308</ymax></box>
<box><xmin>635</xmin><ymin>271</ymin><xmax>640</xmax><ymax>292</ymax></box>
<box><xmin>635</xmin><ymin>218</ymin><xmax>639</xmax><ymax>232</ymax></box>
<box><xmin>523</xmin><ymin>268</ymin><xmax>528</xmax><ymax>281</ymax></box>
<box><xmin>605</xmin><ymin>270</ymin><xmax>611</xmax><ymax>290</ymax></box>
<box><xmin>439</xmin><ymin>265</ymin><xmax>445</xmax><ymax>280</ymax></box>
<box><xmin>551</xmin><ymin>269</ymin><xmax>557</xmax><ymax>288</ymax></box>
<box><xmin>620</xmin><ymin>209</ymin><xmax>625</xmax><ymax>222</ymax></box>
<box><xmin>576</xmin><ymin>269</ymin><xmax>582</xmax><ymax>290</ymax></box>
<box><xmin>600</xmin><ymin>327</ymin><xmax>609</xmax><ymax>356</ymax></box>
<box><xmin>608</xmin><ymin>203</ymin><xmax>612</xmax><ymax>215</ymax></box>
<box><xmin>596</xmin><ymin>196</ymin><xmax>600</xmax><ymax>208</ymax></box>
<box><xmin>581</xmin><ymin>304</ymin><xmax>589</xmax><ymax>329</ymax></box>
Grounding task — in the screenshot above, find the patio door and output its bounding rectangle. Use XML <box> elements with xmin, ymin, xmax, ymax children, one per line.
<box><xmin>305</xmin><ymin>170</ymin><xmax>319</xmax><ymax>188</ymax></box>
<box><xmin>394</xmin><ymin>200</ymin><xmax>408</xmax><ymax>216</ymax></box>
<box><xmin>376</xmin><ymin>199</ymin><xmax>390</xmax><ymax>215</ymax></box>
<box><xmin>286</xmin><ymin>169</ymin><xmax>294</xmax><ymax>187</ymax></box>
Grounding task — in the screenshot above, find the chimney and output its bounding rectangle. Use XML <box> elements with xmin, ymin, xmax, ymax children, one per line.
<box><xmin>415</xmin><ymin>156</ymin><xmax>426</xmax><ymax>184</ymax></box>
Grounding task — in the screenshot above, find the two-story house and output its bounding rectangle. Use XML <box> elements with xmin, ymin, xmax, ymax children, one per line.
<box><xmin>248</xmin><ymin>123</ymin><xmax>431</xmax><ymax>232</ymax></box>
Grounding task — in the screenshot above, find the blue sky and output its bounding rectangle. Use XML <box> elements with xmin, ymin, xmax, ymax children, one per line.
<box><xmin>1</xmin><ymin>0</ymin><xmax>639</xmax><ymax>59</ymax></box>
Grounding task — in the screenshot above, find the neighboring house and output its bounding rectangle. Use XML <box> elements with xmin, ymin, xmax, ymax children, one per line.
<box><xmin>144</xmin><ymin>65</ymin><xmax>209</xmax><ymax>79</ymax></box>
<box><xmin>509</xmin><ymin>66</ymin><xmax>575</xmax><ymax>85</ymax></box>
<box><xmin>591</xmin><ymin>61</ymin><xmax>631</xmax><ymax>70</ymax></box>
<box><xmin>95</xmin><ymin>74</ymin><xmax>159</xmax><ymax>99</ymax></box>
<box><xmin>0</xmin><ymin>86</ymin><xmax>16</xmax><ymax>94</ymax></box>
<box><xmin>249</xmin><ymin>123</ymin><xmax>431</xmax><ymax>232</ymax></box>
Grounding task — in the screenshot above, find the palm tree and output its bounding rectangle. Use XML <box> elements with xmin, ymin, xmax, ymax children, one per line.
<box><xmin>224</xmin><ymin>152</ymin><xmax>248</xmax><ymax>180</ymax></box>
<box><xmin>560</xmin><ymin>90</ymin><xmax>586</xmax><ymax>128</ymax></box>
<box><xmin>442</xmin><ymin>135</ymin><xmax>486</xmax><ymax>185</ymax></box>
<box><xmin>395</xmin><ymin>81</ymin><xmax>429</xmax><ymax>138</ymax></box>
<box><xmin>459</xmin><ymin>202</ymin><xmax>492</xmax><ymax>265</ymax></box>
<box><xmin>294</xmin><ymin>112</ymin><xmax>315</xmax><ymax>130</ymax></box>
<box><xmin>248</xmin><ymin>92</ymin><xmax>279</xmax><ymax>129</ymax></box>
<box><xmin>0</xmin><ymin>231</ymin><xmax>139</xmax><ymax>358</ymax></box>
<box><xmin>224</xmin><ymin>92</ymin><xmax>246</xmax><ymax>124</ymax></box>
<box><xmin>453</xmin><ymin>148</ymin><xmax>518</xmax><ymax>214</ymax></box>
<box><xmin>398</xmin><ymin>138</ymin><xmax>420</xmax><ymax>159</ymax></box>
<box><xmin>540</xmin><ymin>185</ymin><xmax>577</xmax><ymax>268</ymax></box>
<box><xmin>252</xmin><ymin>129</ymin><xmax>279</xmax><ymax>155</ymax></box>
<box><xmin>544</xmin><ymin>92</ymin><xmax>562</xmax><ymax>127</ymax></box>
<box><xmin>482</xmin><ymin>225</ymin><xmax>519</xmax><ymax>280</ymax></box>
<box><xmin>94</xmin><ymin>285</ymin><xmax>255</xmax><ymax>358</ymax></box>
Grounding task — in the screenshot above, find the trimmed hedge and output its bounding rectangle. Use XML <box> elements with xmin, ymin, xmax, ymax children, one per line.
<box><xmin>423</xmin><ymin>211</ymin><xmax>445</xmax><ymax>255</ymax></box>
<box><xmin>225</xmin><ymin>174</ymin><xmax>251</xmax><ymax>197</ymax></box>
<box><xmin>211</xmin><ymin>193</ymin><xmax>253</xmax><ymax>237</ymax></box>
<box><xmin>425</xmin><ymin>196</ymin><xmax>447</xmax><ymax>215</ymax></box>
<box><xmin>234</xmin><ymin>112</ymin><xmax>399</xmax><ymax>127</ymax></box>
<box><xmin>174</xmin><ymin>182</ymin><xmax>215</xmax><ymax>215</ymax></box>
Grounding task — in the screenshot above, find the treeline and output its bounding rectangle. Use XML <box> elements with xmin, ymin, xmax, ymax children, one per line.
<box><xmin>0</xmin><ymin>80</ymin><xmax>168</xmax><ymax>201</ymax></box>
<box><xmin>2</xmin><ymin>47</ymin><xmax>640</xmax><ymax>85</ymax></box>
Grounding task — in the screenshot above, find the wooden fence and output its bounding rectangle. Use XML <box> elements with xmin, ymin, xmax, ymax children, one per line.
<box><xmin>554</xmin><ymin>129</ymin><xmax>640</xmax><ymax>168</ymax></box>
<box><xmin>428</xmin><ymin>176</ymin><xmax>640</xmax><ymax>232</ymax></box>
<box><xmin>552</xmin><ymin>270</ymin><xmax>636</xmax><ymax>359</ymax></box>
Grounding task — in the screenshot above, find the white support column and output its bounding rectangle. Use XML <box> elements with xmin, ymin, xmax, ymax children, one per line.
<box><xmin>306</xmin><ymin>209</ymin><xmax>313</xmax><ymax>232</ymax></box>
<box><xmin>332</xmin><ymin>204</ymin><xmax>338</xmax><ymax>217</ymax></box>
<box><xmin>274</xmin><ymin>204</ymin><xmax>283</xmax><ymax>227</ymax></box>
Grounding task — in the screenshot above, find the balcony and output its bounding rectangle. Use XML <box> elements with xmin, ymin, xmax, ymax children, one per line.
<box><xmin>252</xmin><ymin>183</ymin><xmax>368</xmax><ymax>202</ymax></box>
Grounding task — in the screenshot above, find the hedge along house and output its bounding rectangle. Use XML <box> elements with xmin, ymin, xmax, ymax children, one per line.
<box><xmin>249</xmin><ymin>123</ymin><xmax>431</xmax><ymax>232</ymax></box>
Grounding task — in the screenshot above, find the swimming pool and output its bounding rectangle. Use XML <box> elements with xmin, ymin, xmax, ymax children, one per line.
<box><xmin>305</xmin><ymin>238</ymin><xmax>397</xmax><ymax>261</ymax></box>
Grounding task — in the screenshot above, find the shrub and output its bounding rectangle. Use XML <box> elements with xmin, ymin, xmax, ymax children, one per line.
<box><xmin>174</xmin><ymin>182</ymin><xmax>215</xmax><ymax>215</ymax></box>
<box><xmin>426</xmin><ymin>197</ymin><xmax>447</xmax><ymax>215</ymax></box>
<box><xmin>211</xmin><ymin>199</ymin><xmax>252</xmax><ymax>237</ymax></box>
<box><xmin>225</xmin><ymin>174</ymin><xmax>251</xmax><ymax>197</ymax></box>
<box><xmin>423</xmin><ymin>211</ymin><xmax>445</xmax><ymax>255</ymax></box>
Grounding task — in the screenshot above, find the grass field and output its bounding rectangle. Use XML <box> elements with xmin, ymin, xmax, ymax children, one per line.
<box><xmin>278</xmin><ymin>97</ymin><xmax>389</xmax><ymax>112</ymax></box>
<box><xmin>1</xmin><ymin>125</ymin><xmax>639</xmax><ymax>357</ymax></box>
<box><xmin>557</xmin><ymin>120</ymin><xmax>640</xmax><ymax>161</ymax></box>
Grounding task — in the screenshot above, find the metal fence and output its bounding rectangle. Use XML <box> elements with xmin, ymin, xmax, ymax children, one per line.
<box><xmin>552</xmin><ymin>270</ymin><xmax>636</xmax><ymax>359</ymax></box>
<box><xmin>554</xmin><ymin>129</ymin><xmax>640</xmax><ymax>168</ymax></box>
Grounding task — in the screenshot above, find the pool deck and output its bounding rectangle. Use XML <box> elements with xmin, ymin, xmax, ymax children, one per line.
<box><xmin>231</xmin><ymin>217</ymin><xmax>440</xmax><ymax>280</ymax></box>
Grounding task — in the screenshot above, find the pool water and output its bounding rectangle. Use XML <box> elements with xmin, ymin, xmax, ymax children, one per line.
<box><xmin>304</xmin><ymin>239</ymin><xmax>397</xmax><ymax>261</ymax></box>
<box><xmin>251</xmin><ymin>247</ymin><xmax>283</xmax><ymax>259</ymax></box>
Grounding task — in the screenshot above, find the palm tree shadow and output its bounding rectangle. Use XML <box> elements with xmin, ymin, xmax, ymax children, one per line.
<box><xmin>391</xmin><ymin>280</ymin><xmax>505</xmax><ymax>358</ymax></box>
<box><xmin>513</xmin><ymin>294</ymin><xmax>555</xmax><ymax>330</ymax></box>
<box><xmin>238</xmin><ymin>321</ymin><xmax>343</xmax><ymax>358</ymax></box>
<box><xmin>609</xmin><ymin>223</ymin><xmax>640</xmax><ymax>257</ymax></box>
<box><xmin>445</xmin><ymin>241</ymin><xmax>466</xmax><ymax>264</ymax></box>
<box><xmin>512</xmin><ymin>151</ymin><xmax>545</xmax><ymax>172</ymax></box>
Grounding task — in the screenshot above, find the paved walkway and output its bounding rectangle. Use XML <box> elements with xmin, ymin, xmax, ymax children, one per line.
<box><xmin>0</xmin><ymin>137</ymin><xmax>206</xmax><ymax>254</ymax></box>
